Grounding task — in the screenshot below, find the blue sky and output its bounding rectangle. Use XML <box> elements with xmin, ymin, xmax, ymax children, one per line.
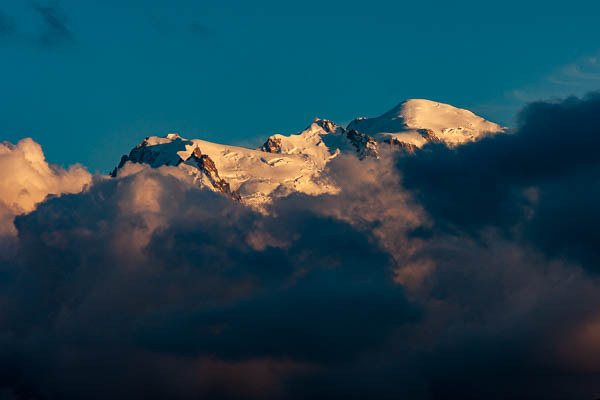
<box><xmin>1</xmin><ymin>0</ymin><xmax>600</xmax><ymax>172</ymax></box>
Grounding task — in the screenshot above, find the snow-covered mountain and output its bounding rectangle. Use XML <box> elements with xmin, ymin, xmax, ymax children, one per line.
<box><xmin>348</xmin><ymin>99</ymin><xmax>505</xmax><ymax>149</ymax></box>
<box><xmin>112</xmin><ymin>99</ymin><xmax>505</xmax><ymax>207</ymax></box>
<box><xmin>111</xmin><ymin>129</ymin><xmax>340</xmax><ymax>207</ymax></box>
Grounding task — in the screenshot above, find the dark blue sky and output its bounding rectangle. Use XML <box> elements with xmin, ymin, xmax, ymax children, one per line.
<box><xmin>2</xmin><ymin>0</ymin><xmax>600</xmax><ymax>172</ymax></box>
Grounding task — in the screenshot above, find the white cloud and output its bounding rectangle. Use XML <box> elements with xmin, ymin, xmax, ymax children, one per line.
<box><xmin>0</xmin><ymin>138</ymin><xmax>91</xmax><ymax>235</ymax></box>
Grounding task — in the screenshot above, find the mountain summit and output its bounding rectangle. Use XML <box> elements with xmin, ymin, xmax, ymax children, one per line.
<box><xmin>347</xmin><ymin>99</ymin><xmax>505</xmax><ymax>148</ymax></box>
<box><xmin>112</xmin><ymin>100</ymin><xmax>504</xmax><ymax>208</ymax></box>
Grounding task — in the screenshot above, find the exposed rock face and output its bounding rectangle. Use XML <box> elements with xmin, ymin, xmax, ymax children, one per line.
<box><xmin>383</xmin><ymin>138</ymin><xmax>417</xmax><ymax>153</ymax></box>
<box><xmin>185</xmin><ymin>147</ymin><xmax>241</xmax><ymax>201</ymax></box>
<box><xmin>348</xmin><ymin>116</ymin><xmax>367</xmax><ymax>128</ymax></box>
<box><xmin>346</xmin><ymin>130</ymin><xmax>379</xmax><ymax>159</ymax></box>
<box><xmin>382</xmin><ymin>129</ymin><xmax>442</xmax><ymax>154</ymax></box>
<box><xmin>110</xmin><ymin>135</ymin><xmax>188</xmax><ymax>177</ymax></box>
<box><xmin>260</xmin><ymin>137</ymin><xmax>282</xmax><ymax>153</ymax></box>
<box><xmin>418</xmin><ymin>128</ymin><xmax>442</xmax><ymax>144</ymax></box>
<box><xmin>313</xmin><ymin>118</ymin><xmax>342</xmax><ymax>134</ymax></box>
<box><xmin>111</xmin><ymin>138</ymin><xmax>241</xmax><ymax>201</ymax></box>
<box><xmin>110</xmin><ymin>155</ymin><xmax>128</xmax><ymax>177</ymax></box>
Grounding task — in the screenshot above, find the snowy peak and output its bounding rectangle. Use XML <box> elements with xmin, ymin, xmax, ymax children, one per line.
<box><xmin>112</xmin><ymin>99</ymin><xmax>505</xmax><ymax>207</ymax></box>
<box><xmin>258</xmin><ymin>118</ymin><xmax>346</xmax><ymax>169</ymax></box>
<box><xmin>347</xmin><ymin>99</ymin><xmax>505</xmax><ymax>147</ymax></box>
<box><xmin>113</xmin><ymin>132</ymin><xmax>338</xmax><ymax>208</ymax></box>
<box><xmin>110</xmin><ymin>134</ymin><xmax>189</xmax><ymax>176</ymax></box>
<box><xmin>312</xmin><ymin>118</ymin><xmax>344</xmax><ymax>135</ymax></box>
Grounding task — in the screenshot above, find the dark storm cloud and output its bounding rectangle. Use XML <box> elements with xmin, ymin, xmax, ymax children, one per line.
<box><xmin>0</xmin><ymin>166</ymin><xmax>417</xmax><ymax>399</ymax></box>
<box><xmin>33</xmin><ymin>1</ymin><xmax>74</xmax><ymax>47</ymax></box>
<box><xmin>2</xmin><ymin>94</ymin><xmax>600</xmax><ymax>398</ymax></box>
<box><xmin>400</xmin><ymin>92</ymin><xmax>600</xmax><ymax>270</ymax></box>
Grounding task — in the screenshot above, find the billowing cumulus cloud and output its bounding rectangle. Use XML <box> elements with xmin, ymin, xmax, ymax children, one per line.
<box><xmin>0</xmin><ymin>165</ymin><xmax>416</xmax><ymax>399</ymax></box>
<box><xmin>1</xmin><ymin>94</ymin><xmax>600</xmax><ymax>398</ymax></box>
<box><xmin>0</xmin><ymin>138</ymin><xmax>90</xmax><ymax>237</ymax></box>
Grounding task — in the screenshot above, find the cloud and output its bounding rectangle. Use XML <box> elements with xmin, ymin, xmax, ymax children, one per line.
<box><xmin>548</xmin><ymin>55</ymin><xmax>600</xmax><ymax>86</ymax></box>
<box><xmin>509</xmin><ymin>57</ymin><xmax>600</xmax><ymax>104</ymax></box>
<box><xmin>0</xmin><ymin>138</ymin><xmax>90</xmax><ymax>237</ymax></box>
<box><xmin>32</xmin><ymin>1</ymin><xmax>74</xmax><ymax>47</ymax></box>
<box><xmin>0</xmin><ymin>3</ymin><xmax>74</xmax><ymax>48</ymax></box>
<box><xmin>473</xmin><ymin>53</ymin><xmax>600</xmax><ymax>125</ymax></box>
<box><xmin>0</xmin><ymin>161</ymin><xmax>419</xmax><ymax>399</ymax></box>
<box><xmin>2</xmin><ymin>94</ymin><xmax>600</xmax><ymax>398</ymax></box>
<box><xmin>399</xmin><ymin>92</ymin><xmax>600</xmax><ymax>270</ymax></box>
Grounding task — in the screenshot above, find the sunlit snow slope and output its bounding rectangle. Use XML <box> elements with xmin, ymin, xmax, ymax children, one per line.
<box><xmin>347</xmin><ymin>99</ymin><xmax>505</xmax><ymax>147</ymax></box>
<box><xmin>113</xmin><ymin>99</ymin><xmax>504</xmax><ymax>207</ymax></box>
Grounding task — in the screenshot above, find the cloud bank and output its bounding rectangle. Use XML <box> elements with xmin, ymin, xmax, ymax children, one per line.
<box><xmin>1</xmin><ymin>94</ymin><xmax>600</xmax><ymax>398</ymax></box>
<box><xmin>400</xmin><ymin>92</ymin><xmax>600</xmax><ymax>270</ymax></box>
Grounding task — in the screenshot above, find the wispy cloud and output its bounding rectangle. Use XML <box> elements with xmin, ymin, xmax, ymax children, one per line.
<box><xmin>32</xmin><ymin>1</ymin><xmax>74</xmax><ymax>47</ymax></box>
<box><xmin>473</xmin><ymin>52</ymin><xmax>600</xmax><ymax>125</ymax></box>
<box><xmin>0</xmin><ymin>2</ymin><xmax>75</xmax><ymax>48</ymax></box>
<box><xmin>512</xmin><ymin>54</ymin><xmax>600</xmax><ymax>102</ymax></box>
<box><xmin>547</xmin><ymin>56</ymin><xmax>600</xmax><ymax>85</ymax></box>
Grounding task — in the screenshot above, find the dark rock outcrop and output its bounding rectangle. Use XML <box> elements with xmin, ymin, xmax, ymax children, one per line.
<box><xmin>186</xmin><ymin>147</ymin><xmax>241</xmax><ymax>201</ymax></box>
<box><xmin>383</xmin><ymin>138</ymin><xmax>417</xmax><ymax>154</ymax></box>
<box><xmin>418</xmin><ymin>128</ymin><xmax>442</xmax><ymax>144</ymax></box>
<box><xmin>260</xmin><ymin>137</ymin><xmax>282</xmax><ymax>153</ymax></box>
<box><xmin>346</xmin><ymin>129</ymin><xmax>379</xmax><ymax>159</ymax></box>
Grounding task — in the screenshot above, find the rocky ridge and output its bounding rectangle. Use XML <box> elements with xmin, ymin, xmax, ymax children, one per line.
<box><xmin>112</xmin><ymin>99</ymin><xmax>505</xmax><ymax>207</ymax></box>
